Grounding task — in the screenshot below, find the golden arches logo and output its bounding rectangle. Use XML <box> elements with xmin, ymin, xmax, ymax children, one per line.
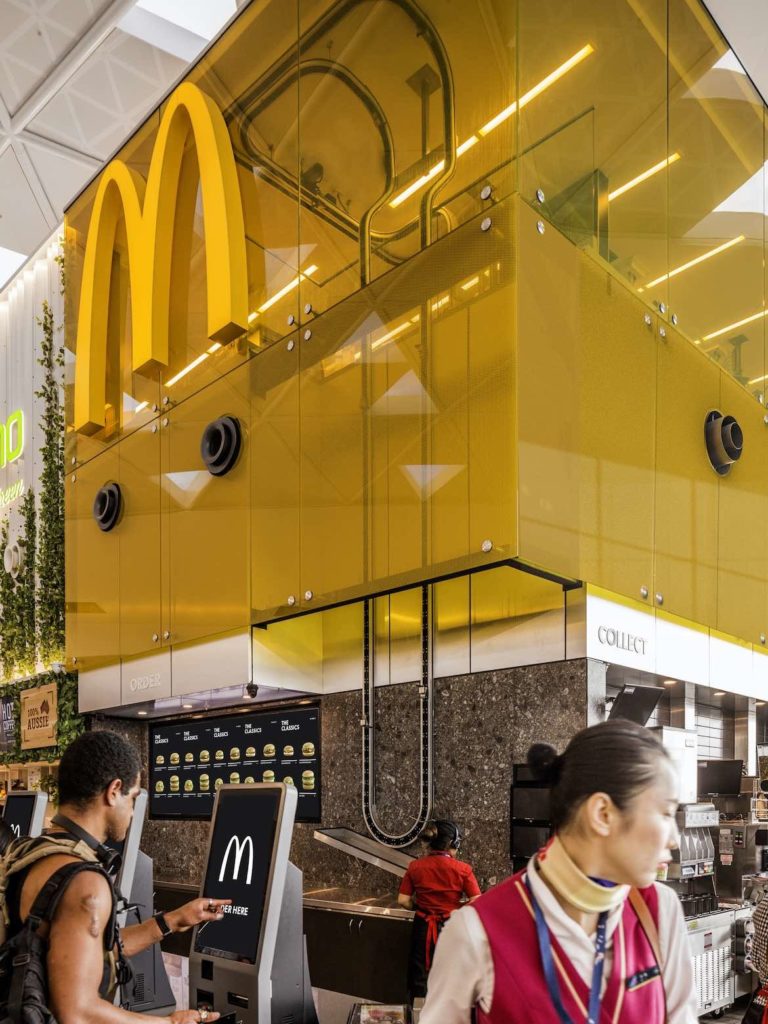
<box><xmin>74</xmin><ymin>82</ymin><xmax>248</xmax><ymax>434</ymax></box>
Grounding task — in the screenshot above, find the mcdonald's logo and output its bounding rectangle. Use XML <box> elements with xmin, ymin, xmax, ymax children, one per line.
<box><xmin>74</xmin><ymin>81</ymin><xmax>248</xmax><ymax>434</ymax></box>
<box><xmin>219</xmin><ymin>834</ymin><xmax>254</xmax><ymax>885</ymax></box>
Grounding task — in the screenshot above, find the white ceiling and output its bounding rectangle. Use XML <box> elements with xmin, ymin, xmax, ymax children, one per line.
<box><xmin>0</xmin><ymin>0</ymin><xmax>247</xmax><ymax>288</ymax></box>
<box><xmin>703</xmin><ymin>1</ymin><xmax>768</xmax><ymax>107</ymax></box>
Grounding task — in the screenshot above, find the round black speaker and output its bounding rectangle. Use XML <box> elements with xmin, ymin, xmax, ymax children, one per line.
<box><xmin>200</xmin><ymin>415</ymin><xmax>242</xmax><ymax>476</ymax></box>
<box><xmin>705</xmin><ymin>410</ymin><xmax>744</xmax><ymax>476</ymax></box>
<box><xmin>92</xmin><ymin>482</ymin><xmax>122</xmax><ymax>532</ymax></box>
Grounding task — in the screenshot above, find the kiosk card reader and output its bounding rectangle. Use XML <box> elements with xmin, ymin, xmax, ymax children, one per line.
<box><xmin>3</xmin><ymin>791</ymin><xmax>47</xmax><ymax>838</ymax></box>
<box><xmin>190</xmin><ymin>784</ymin><xmax>317</xmax><ymax>1024</ymax></box>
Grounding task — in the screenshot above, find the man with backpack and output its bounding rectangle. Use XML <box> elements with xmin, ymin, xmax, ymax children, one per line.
<box><xmin>0</xmin><ymin>731</ymin><xmax>231</xmax><ymax>1024</ymax></box>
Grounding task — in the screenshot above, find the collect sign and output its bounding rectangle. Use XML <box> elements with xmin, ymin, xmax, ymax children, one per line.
<box><xmin>20</xmin><ymin>683</ymin><xmax>57</xmax><ymax>750</ymax></box>
<box><xmin>596</xmin><ymin>625</ymin><xmax>648</xmax><ymax>655</ymax></box>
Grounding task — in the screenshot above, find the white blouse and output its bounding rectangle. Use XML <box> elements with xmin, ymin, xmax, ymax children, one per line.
<box><xmin>420</xmin><ymin>859</ymin><xmax>698</xmax><ymax>1023</ymax></box>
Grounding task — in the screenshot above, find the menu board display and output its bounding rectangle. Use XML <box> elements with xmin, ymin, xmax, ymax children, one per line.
<box><xmin>149</xmin><ymin>705</ymin><xmax>320</xmax><ymax>821</ymax></box>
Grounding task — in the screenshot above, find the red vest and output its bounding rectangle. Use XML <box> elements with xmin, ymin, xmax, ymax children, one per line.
<box><xmin>473</xmin><ymin>870</ymin><xmax>665</xmax><ymax>1024</ymax></box>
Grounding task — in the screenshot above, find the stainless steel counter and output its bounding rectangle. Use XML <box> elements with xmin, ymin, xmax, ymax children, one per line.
<box><xmin>303</xmin><ymin>886</ymin><xmax>414</xmax><ymax>920</ymax></box>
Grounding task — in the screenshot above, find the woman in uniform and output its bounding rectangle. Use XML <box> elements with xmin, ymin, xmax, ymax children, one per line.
<box><xmin>421</xmin><ymin>720</ymin><xmax>698</xmax><ymax>1023</ymax></box>
<box><xmin>397</xmin><ymin>818</ymin><xmax>480</xmax><ymax>1002</ymax></box>
<box><xmin>742</xmin><ymin>893</ymin><xmax>768</xmax><ymax>1022</ymax></box>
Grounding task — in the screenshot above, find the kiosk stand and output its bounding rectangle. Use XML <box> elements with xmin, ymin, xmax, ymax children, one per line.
<box><xmin>3</xmin><ymin>791</ymin><xmax>47</xmax><ymax>838</ymax></box>
<box><xmin>189</xmin><ymin>784</ymin><xmax>317</xmax><ymax>1024</ymax></box>
<box><xmin>108</xmin><ymin>790</ymin><xmax>175</xmax><ymax>1016</ymax></box>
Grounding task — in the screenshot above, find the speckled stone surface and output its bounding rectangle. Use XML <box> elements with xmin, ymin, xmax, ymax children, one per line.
<box><xmin>93</xmin><ymin>658</ymin><xmax>598</xmax><ymax>894</ymax></box>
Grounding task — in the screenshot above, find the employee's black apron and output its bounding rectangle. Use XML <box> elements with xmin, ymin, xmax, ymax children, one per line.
<box><xmin>407</xmin><ymin>908</ymin><xmax>448</xmax><ymax>1000</ymax></box>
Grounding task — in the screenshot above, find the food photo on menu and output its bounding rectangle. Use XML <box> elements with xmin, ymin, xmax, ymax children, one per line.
<box><xmin>148</xmin><ymin>704</ymin><xmax>321</xmax><ymax>822</ymax></box>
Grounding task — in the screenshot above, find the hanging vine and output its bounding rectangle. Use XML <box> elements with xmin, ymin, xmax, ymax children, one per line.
<box><xmin>18</xmin><ymin>487</ymin><xmax>36</xmax><ymax>675</ymax></box>
<box><xmin>0</xmin><ymin>518</ymin><xmax>19</xmax><ymax>678</ymax></box>
<box><xmin>35</xmin><ymin>298</ymin><xmax>65</xmax><ymax>666</ymax></box>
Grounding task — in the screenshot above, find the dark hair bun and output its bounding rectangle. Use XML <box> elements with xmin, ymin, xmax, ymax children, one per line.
<box><xmin>421</xmin><ymin>822</ymin><xmax>439</xmax><ymax>841</ymax></box>
<box><xmin>527</xmin><ymin>742</ymin><xmax>562</xmax><ymax>784</ymax></box>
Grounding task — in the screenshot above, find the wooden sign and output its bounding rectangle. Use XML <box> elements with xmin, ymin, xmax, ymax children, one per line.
<box><xmin>20</xmin><ymin>683</ymin><xmax>57</xmax><ymax>750</ymax></box>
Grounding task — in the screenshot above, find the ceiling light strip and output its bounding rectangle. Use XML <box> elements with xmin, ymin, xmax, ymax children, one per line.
<box><xmin>166</xmin><ymin>351</ymin><xmax>209</xmax><ymax>387</ymax></box>
<box><xmin>389</xmin><ymin>44</ymin><xmax>594</xmax><ymax>209</ymax></box>
<box><xmin>702</xmin><ymin>307</ymin><xmax>767</xmax><ymax>344</ymax></box>
<box><xmin>248</xmin><ymin>264</ymin><xmax>318</xmax><ymax>320</ymax></box>
<box><xmin>640</xmin><ymin>235</ymin><xmax>745</xmax><ymax>291</ymax></box>
<box><xmin>608</xmin><ymin>152</ymin><xmax>680</xmax><ymax>202</ymax></box>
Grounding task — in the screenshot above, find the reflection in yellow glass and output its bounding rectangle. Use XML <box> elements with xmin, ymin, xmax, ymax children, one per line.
<box><xmin>479</xmin><ymin>44</ymin><xmax>594</xmax><ymax>136</ymax></box>
<box><xmin>639</xmin><ymin>235</ymin><xmax>744</xmax><ymax>292</ymax></box>
<box><xmin>608</xmin><ymin>153</ymin><xmax>680</xmax><ymax>202</ymax></box>
<box><xmin>389</xmin><ymin>44</ymin><xmax>595</xmax><ymax>210</ymax></box>
<box><xmin>248</xmin><ymin>264</ymin><xmax>318</xmax><ymax>322</ymax></box>
<box><xmin>166</xmin><ymin>352</ymin><xmax>209</xmax><ymax>387</ymax></box>
<box><xmin>701</xmin><ymin>308</ymin><xmax>768</xmax><ymax>344</ymax></box>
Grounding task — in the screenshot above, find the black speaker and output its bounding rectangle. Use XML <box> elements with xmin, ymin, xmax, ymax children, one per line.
<box><xmin>200</xmin><ymin>415</ymin><xmax>242</xmax><ymax>476</ymax></box>
<box><xmin>93</xmin><ymin>482</ymin><xmax>122</xmax><ymax>532</ymax></box>
<box><xmin>705</xmin><ymin>410</ymin><xmax>743</xmax><ymax>476</ymax></box>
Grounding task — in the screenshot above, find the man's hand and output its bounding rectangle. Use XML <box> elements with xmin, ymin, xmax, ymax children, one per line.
<box><xmin>166</xmin><ymin>897</ymin><xmax>232</xmax><ymax>934</ymax></box>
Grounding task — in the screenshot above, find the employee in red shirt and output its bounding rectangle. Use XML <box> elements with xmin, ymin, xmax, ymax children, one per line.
<box><xmin>398</xmin><ymin>819</ymin><xmax>481</xmax><ymax>1001</ymax></box>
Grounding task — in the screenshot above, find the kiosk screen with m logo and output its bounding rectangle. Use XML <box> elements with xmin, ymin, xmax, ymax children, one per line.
<box><xmin>194</xmin><ymin>787</ymin><xmax>280</xmax><ymax>963</ymax></box>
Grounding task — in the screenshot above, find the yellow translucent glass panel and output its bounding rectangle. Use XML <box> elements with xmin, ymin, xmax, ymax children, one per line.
<box><xmin>251</xmin><ymin>338</ymin><xmax>301</xmax><ymax>622</ymax></box>
<box><xmin>519</xmin><ymin>0</ymin><xmax>668</xmax><ymax>288</ymax></box>
<box><xmin>654</xmin><ymin>324</ymin><xmax>719</xmax><ymax>625</ymax></box>
<box><xmin>517</xmin><ymin>198</ymin><xmax>656</xmax><ymax>598</ymax></box>
<box><xmin>667</xmin><ymin>0</ymin><xmax>765</xmax><ymax>398</ymax></box>
<box><xmin>715</xmin><ymin>374</ymin><xmax>768</xmax><ymax>642</ymax></box>
<box><xmin>166</xmin><ymin>362</ymin><xmax>251</xmax><ymax>645</ymax></box>
<box><xmin>118</xmin><ymin>424</ymin><xmax>163</xmax><ymax>657</ymax></box>
<box><xmin>65</xmin><ymin>448</ymin><xmax>120</xmax><ymax>662</ymax></box>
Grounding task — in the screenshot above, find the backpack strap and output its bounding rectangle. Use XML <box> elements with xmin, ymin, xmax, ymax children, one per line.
<box><xmin>27</xmin><ymin>860</ymin><xmax>109</xmax><ymax>930</ymax></box>
<box><xmin>0</xmin><ymin>835</ymin><xmax>101</xmax><ymax>932</ymax></box>
<box><xmin>6</xmin><ymin>862</ymin><xmax>111</xmax><ymax>1024</ymax></box>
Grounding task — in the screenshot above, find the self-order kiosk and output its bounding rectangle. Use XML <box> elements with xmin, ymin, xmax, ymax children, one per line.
<box><xmin>190</xmin><ymin>783</ymin><xmax>317</xmax><ymax>1024</ymax></box>
<box><xmin>3</xmin><ymin>791</ymin><xmax>47</xmax><ymax>838</ymax></box>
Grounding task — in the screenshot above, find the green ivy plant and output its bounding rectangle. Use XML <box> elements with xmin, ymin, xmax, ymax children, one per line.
<box><xmin>0</xmin><ymin>249</ymin><xmax>82</xmax><ymax>761</ymax></box>
<box><xmin>0</xmin><ymin>671</ymin><xmax>82</xmax><ymax>766</ymax></box>
<box><xmin>35</xmin><ymin>298</ymin><xmax>64</xmax><ymax>666</ymax></box>
<box><xmin>0</xmin><ymin>517</ymin><xmax>19</xmax><ymax>679</ymax></box>
<box><xmin>18</xmin><ymin>487</ymin><xmax>36</xmax><ymax>676</ymax></box>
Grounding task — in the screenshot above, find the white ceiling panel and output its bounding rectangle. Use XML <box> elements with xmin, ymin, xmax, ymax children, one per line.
<box><xmin>22</xmin><ymin>136</ymin><xmax>99</xmax><ymax>213</ymax></box>
<box><xmin>27</xmin><ymin>28</ymin><xmax>186</xmax><ymax>160</ymax></box>
<box><xmin>0</xmin><ymin>0</ymin><xmax>112</xmax><ymax>116</ymax></box>
<box><xmin>0</xmin><ymin>146</ymin><xmax>51</xmax><ymax>251</ymax></box>
<box><xmin>703</xmin><ymin>1</ymin><xmax>768</xmax><ymax>106</ymax></box>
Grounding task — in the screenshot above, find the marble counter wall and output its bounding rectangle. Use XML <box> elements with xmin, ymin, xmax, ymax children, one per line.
<box><xmin>92</xmin><ymin>658</ymin><xmax>604</xmax><ymax>894</ymax></box>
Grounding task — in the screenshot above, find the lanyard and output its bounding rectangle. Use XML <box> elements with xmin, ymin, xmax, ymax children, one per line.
<box><xmin>526</xmin><ymin>876</ymin><xmax>608</xmax><ymax>1024</ymax></box>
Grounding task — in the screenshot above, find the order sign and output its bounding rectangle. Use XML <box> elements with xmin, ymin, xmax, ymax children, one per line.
<box><xmin>20</xmin><ymin>683</ymin><xmax>57</xmax><ymax>750</ymax></box>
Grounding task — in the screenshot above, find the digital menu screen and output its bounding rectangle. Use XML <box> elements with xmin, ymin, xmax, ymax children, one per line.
<box><xmin>193</xmin><ymin>787</ymin><xmax>281</xmax><ymax>964</ymax></box>
<box><xmin>149</xmin><ymin>705</ymin><xmax>320</xmax><ymax>821</ymax></box>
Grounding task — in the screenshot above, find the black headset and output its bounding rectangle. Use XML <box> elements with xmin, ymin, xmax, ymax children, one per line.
<box><xmin>434</xmin><ymin>819</ymin><xmax>463</xmax><ymax>852</ymax></box>
<box><xmin>51</xmin><ymin>814</ymin><xmax>123</xmax><ymax>877</ymax></box>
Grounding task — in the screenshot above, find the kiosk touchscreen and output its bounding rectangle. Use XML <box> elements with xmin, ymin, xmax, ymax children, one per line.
<box><xmin>190</xmin><ymin>784</ymin><xmax>317</xmax><ymax>1024</ymax></box>
<box><xmin>3</xmin><ymin>791</ymin><xmax>47</xmax><ymax>838</ymax></box>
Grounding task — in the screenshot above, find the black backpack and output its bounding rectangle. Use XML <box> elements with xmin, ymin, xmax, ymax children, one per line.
<box><xmin>0</xmin><ymin>860</ymin><xmax>113</xmax><ymax>1024</ymax></box>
